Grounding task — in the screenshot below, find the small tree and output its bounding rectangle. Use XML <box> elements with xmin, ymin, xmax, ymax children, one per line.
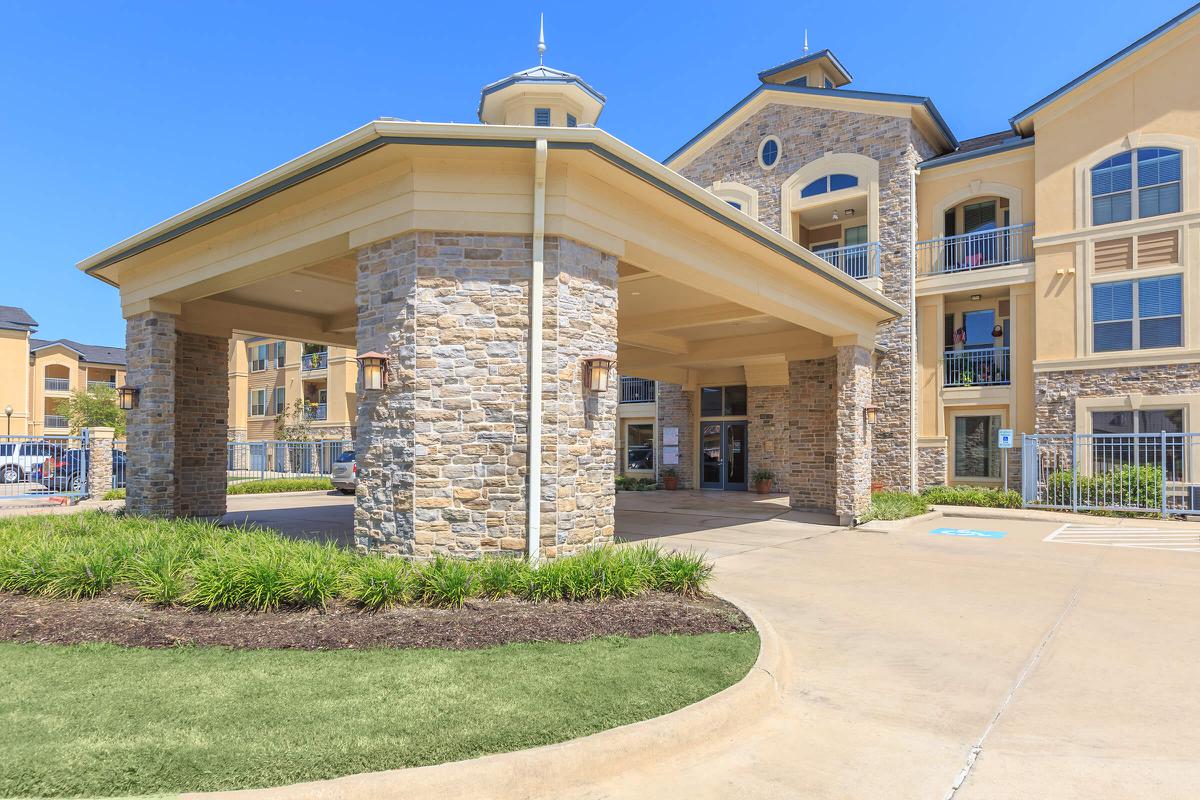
<box><xmin>59</xmin><ymin>385</ymin><xmax>126</xmax><ymax>436</ymax></box>
<box><xmin>274</xmin><ymin>398</ymin><xmax>317</xmax><ymax>442</ymax></box>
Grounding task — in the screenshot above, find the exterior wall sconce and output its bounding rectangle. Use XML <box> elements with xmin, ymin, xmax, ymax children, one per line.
<box><xmin>863</xmin><ymin>404</ymin><xmax>879</xmax><ymax>426</ymax></box>
<box><xmin>117</xmin><ymin>385</ymin><xmax>140</xmax><ymax>411</ymax></box>
<box><xmin>582</xmin><ymin>356</ymin><xmax>615</xmax><ymax>393</ymax></box>
<box><xmin>356</xmin><ymin>351</ymin><xmax>389</xmax><ymax>391</ymax></box>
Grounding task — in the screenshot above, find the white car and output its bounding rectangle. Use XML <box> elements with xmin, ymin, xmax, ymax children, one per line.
<box><xmin>0</xmin><ymin>441</ymin><xmax>66</xmax><ymax>484</ymax></box>
<box><xmin>331</xmin><ymin>450</ymin><xmax>356</xmax><ymax>495</ymax></box>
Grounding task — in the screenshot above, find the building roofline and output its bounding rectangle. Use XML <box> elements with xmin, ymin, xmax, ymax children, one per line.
<box><xmin>664</xmin><ymin>83</ymin><xmax>958</xmax><ymax>166</ymax></box>
<box><xmin>476</xmin><ymin>69</ymin><xmax>606</xmax><ymax>121</ymax></box>
<box><xmin>917</xmin><ymin>136</ymin><xmax>1034</xmax><ymax>170</ymax></box>
<box><xmin>757</xmin><ymin>49</ymin><xmax>853</xmax><ymax>84</ymax></box>
<box><xmin>1009</xmin><ymin>2</ymin><xmax>1200</xmax><ymax>133</ymax></box>
<box><xmin>77</xmin><ymin>121</ymin><xmax>905</xmax><ymax>321</ymax></box>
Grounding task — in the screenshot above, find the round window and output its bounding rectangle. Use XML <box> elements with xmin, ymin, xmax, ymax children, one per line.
<box><xmin>758</xmin><ymin>136</ymin><xmax>781</xmax><ymax>169</ymax></box>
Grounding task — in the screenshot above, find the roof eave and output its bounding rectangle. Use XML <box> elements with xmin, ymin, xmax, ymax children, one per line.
<box><xmin>757</xmin><ymin>49</ymin><xmax>854</xmax><ymax>85</ymax></box>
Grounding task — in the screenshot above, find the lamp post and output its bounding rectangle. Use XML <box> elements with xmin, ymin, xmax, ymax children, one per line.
<box><xmin>4</xmin><ymin>405</ymin><xmax>11</xmax><ymax>436</ymax></box>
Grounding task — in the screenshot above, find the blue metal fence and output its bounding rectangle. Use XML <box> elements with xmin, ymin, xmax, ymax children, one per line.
<box><xmin>227</xmin><ymin>439</ymin><xmax>352</xmax><ymax>482</ymax></box>
<box><xmin>0</xmin><ymin>433</ymin><xmax>89</xmax><ymax>499</ymax></box>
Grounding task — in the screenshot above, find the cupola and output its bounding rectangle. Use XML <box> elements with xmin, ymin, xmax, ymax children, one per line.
<box><xmin>478</xmin><ymin>16</ymin><xmax>606</xmax><ymax>127</ymax></box>
<box><xmin>757</xmin><ymin>33</ymin><xmax>852</xmax><ymax>90</ymax></box>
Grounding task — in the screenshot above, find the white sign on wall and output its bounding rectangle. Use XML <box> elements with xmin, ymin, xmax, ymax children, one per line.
<box><xmin>662</xmin><ymin>446</ymin><xmax>679</xmax><ymax>465</ymax></box>
<box><xmin>662</xmin><ymin>426</ymin><xmax>679</xmax><ymax>446</ymax></box>
<box><xmin>997</xmin><ymin>429</ymin><xmax>1014</xmax><ymax>449</ymax></box>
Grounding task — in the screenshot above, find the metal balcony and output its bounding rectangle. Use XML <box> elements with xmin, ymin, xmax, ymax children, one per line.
<box><xmin>620</xmin><ymin>377</ymin><xmax>656</xmax><ymax>404</ymax></box>
<box><xmin>917</xmin><ymin>223</ymin><xmax>1034</xmax><ymax>275</ymax></box>
<box><xmin>814</xmin><ymin>241</ymin><xmax>880</xmax><ymax>280</ymax></box>
<box><xmin>302</xmin><ymin>351</ymin><xmax>329</xmax><ymax>371</ymax></box>
<box><xmin>943</xmin><ymin>347</ymin><xmax>1011</xmax><ymax>387</ymax></box>
<box><xmin>44</xmin><ymin>378</ymin><xmax>70</xmax><ymax>392</ymax></box>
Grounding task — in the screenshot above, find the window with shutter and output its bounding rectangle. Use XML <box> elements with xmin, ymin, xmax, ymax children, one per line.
<box><xmin>1136</xmin><ymin>230</ymin><xmax>1179</xmax><ymax>268</ymax></box>
<box><xmin>534</xmin><ymin>108</ymin><xmax>551</xmax><ymax>126</ymax></box>
<box><xmin>1094</xmin><ymin>237</ymin><xmax>1133</xmax><ymax>272</ymax></box>
<box><xmin>962</xmin><ymin>201</ymin><xmax>996</xmax><ymax>233</ymax></box>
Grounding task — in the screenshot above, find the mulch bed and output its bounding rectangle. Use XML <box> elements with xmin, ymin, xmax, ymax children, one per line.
<box><xmin>0</xmin><ymin>591</ymin><xmax>752</xmax><ymax>651</ymax></box>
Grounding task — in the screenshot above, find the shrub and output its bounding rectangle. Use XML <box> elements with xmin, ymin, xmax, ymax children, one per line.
<box><xmin>282</xmin><ymin>544</ymin><xmax>347</xmax><ymax>610</ymax></box>
<box><xmin>227</xmin><ymin>478</ymin><xmax>334</xmax><ymax>495</ymax></box>
<box><xmin>920</xmin><ymin>485</ymin><xmax>1022</xmax><ymax>509</ymax></box>
<box><xmin>341</xmin><ymin>556</ymin><xmax>415</xmax><ymax>610</ymax></box>
<box><xmin>124</xmin><ymin>547</ymin><xmax>189</xmax><ymax>605</ymax></box>
<box><xmin>103</xmin><ymin>488</ymin><xmax>126</xmax><ymax>500</ymax></box>
<box><xmin>863</xmin><ymin>491</ymin><xmax>929</xmax><ymax>521</ymax></box>
<box><xmin>476</xmin><ymin>556</ymin><xmax>530</xmax><ymax>599</ymax></box>
<box><xmin>414</xmin><ymin>557</ymin><xmax>479</xmax><ymax>608</ymax></box>
<box><xmin>1046</xmin><ymin>464</ymin><xmax>1163</xmax><ymax>510</ymax></box>
<box><xmin>650</xmin><ymin>550</ymin><xmax>713</xmax><ymax>596</ymax></box>
<box><xmin>615</xmin><ymin>476</ymin><xmax>657</xmax><ymax>492</ymax></box>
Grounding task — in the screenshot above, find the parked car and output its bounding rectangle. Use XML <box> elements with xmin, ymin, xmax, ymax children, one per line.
<box><xmin>0</xmin><ymin>442</ymin><xmax>66</xmax><ymax>484</ymax></box>
<box><xmin>35</xmin><ymin>449</ymin><xmax>128</xmax><ymax>494</ymax></box>
<box><xmin>331</xmin><ymin>450</ymin><xmax>356</xmax><ymax>494</ymax></box>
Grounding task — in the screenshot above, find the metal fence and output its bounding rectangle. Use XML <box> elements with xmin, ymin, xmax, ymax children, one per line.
<box><xmin>1022</xmin><ymin>432</ymin><xmax>1200</xmax><ymax>516</ymax></box>
<box><xmin>815</xmin><ymin>241</ymin><xmax>880</xmax><ymax>280</ymax></box>
<box><xmin>943</xmin><ymin>347</ymin><xmax>1010</xmax><ymax>387</ymax></box>
<box><xmin>916</xmin><ymin>222</ymin><xmax>1034</xmax><ymax>275</ymax></box>
<box><xmin>0</xmin><ymin>433</ymin><xmax>89</xmax><ymax>499</ymax></box>
<box><xmin>113</xmin><ymin>440</ymin><xmax>127</xmax><ymax>490</ymax></box>
<box><xmin>227</xmin><ymin>439</ymin><xmax>352</xmax><ymax>482</ymax></box>
<box><xmin>619</xmin><ymin>377</ymin><xmax>656</xmax><ymax>404</ymax></box>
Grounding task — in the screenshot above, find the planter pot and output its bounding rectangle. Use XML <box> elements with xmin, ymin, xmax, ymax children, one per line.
<box><xmin>662</xmin><ymin>476</ymin><xmax>679</xmax><ymax>491</ymax></box>
<box><xmin>754</xmin><ymin>480</ymin><xmax>772</xmax><ymax>495</ymax></box>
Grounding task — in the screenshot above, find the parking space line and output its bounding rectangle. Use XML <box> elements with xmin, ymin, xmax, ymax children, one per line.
<box><xmin>1045</xmin><ymin>523</ymin><xmax>1200</xmax><ymax>552</ymax></box>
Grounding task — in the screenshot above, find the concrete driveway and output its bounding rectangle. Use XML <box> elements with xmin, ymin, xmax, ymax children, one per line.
<box><xmin>596</xmin><ymin>501</ymin><xmax>1200</xmax><ymax>800</ymax></box>
<box><xmin>221</xmin><ymin>491</ymin><xmax>355</xmax><ymax>547</ymax></box>
<box><xmin>216</xmin><ymin>490</ymin><xmax>1200</xmax><ymax>798</ymax></box>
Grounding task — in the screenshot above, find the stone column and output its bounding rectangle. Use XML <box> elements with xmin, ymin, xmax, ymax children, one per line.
<box><xmin>655</xmin><ymin>383</ymin><xmax>695</xmax><ymax>488</ymax></box>
<box><xmin>788</xmin><ymin>357</ymin><xmax>836</xmax><ymax>512</ymax></box>
<box><xmin>125</xmin><ymin>313</ymin><xmax>228</xmax><ymax>518</ymax></box>
<box><xmin>354</xmin><ymin>231</ymin><xmax>617</xmax><ymax>560</ymax></box>
<box><xmin>126</xmin><ymin>311</ymin><xmax>177</xmax><ymax>517</ymax></box>
<box><xmin>86</xmin><ymin>426</ymin><xmax>115</xmax><ymax>498</ymax></box>
<box><xmin>835</xmin><ymin>343</ymin><xmax>873</xmax><ymax>524</ymax></box>
<box><xmin>173</xmin><ymin>330</ymin><xmax>229</xmax><ymax>518</ymax></box>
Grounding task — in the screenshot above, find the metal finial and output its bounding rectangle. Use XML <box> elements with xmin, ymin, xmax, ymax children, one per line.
<box><xmin>538</xmin><ymin>13</ymin><xmax>546</xmax><ymax>65</ymax></box>
<box><xmin>803</xmin><ymin>29</ymin><xmax>809</xmax><ymax>54</ymax></box>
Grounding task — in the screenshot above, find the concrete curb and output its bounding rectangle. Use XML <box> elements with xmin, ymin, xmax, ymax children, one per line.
<box><xmin>183</xmin><ymin>592</ymin><xmax>785</xmax><ymax>800</ymax></box>
<box><xmin>857</xmin><ymin>504</ymin><xmax>1181</xmax><ymax>532</ymax></box>
<box><xmin>855</xmin><ymin>509</ymin><xmax>941</xmax><ymax>532</ymax></box>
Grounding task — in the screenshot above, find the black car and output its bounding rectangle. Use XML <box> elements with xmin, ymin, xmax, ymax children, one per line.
<box><xmin>35</xmin><ymin>449</ymin><xmax>128</xmax><ymax>494</ymax></box>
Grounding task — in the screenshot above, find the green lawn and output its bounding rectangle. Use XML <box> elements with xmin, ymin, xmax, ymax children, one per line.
<box><xmin>0</xmin><ymin>632</ymin><xmax>757</xmax><ymax>798</ymax></box>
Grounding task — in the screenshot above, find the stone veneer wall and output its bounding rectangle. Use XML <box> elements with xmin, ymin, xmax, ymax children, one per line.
<box><xmin>655</xmin><ymin>383</ymin><xmax>695</xmax><ymax>488</ymax></box>
<box><xmin>125</xmin><ymin>312</ymin><xmax>177</xmax><ymax>517</ymax></box>
<box><xmin>355</xmin><ymin>231</ymin><xmax>617</xmax><ymax>559</ymax></box>
<box><xmin>173</xmin><ymin>331</ymin><xmax>229</xmax><ymax>518</ymax></box>
<box><xmin>125</xmin><ymin>314</ymin><xmax>227</xmax><ymax>518</ymax></box>
<box><xmin>1036</xmin><ymin>364</ymin><xmax>1200</xmax><ymax>434</ymax></box>
<box><xmin>747</xmin><ymin>385</ymin><xmax>790</xmax><ymax>493</ymax></box>
<box><xmin>834</xmin><ymin>345</ymin><xmax>873</xmax><ymax>520</ymax></box>
<box><xmin>677</xmin><ymin>102</ymin><xmax>939</xmax><ymax>492</ymax></box>
<box><xmin>917</xmin><ymin>444</ymin><xmax>948</xmax><ymax>490</ymax></box>
<box><xmin>788</xmin><ymin>357</ymin><xmax>836</xmax><ymax>511</ymax></box>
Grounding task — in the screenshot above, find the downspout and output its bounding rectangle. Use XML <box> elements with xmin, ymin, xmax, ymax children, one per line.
<box><xmin>528</xmin><ymin>139</ymin><xmax>548</xmax><ymax>563</ymax></box>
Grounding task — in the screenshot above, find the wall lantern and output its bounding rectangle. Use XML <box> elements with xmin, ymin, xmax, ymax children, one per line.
<box><xmin>582</xmin><ymin>356</ymin><xmax>615</xmax><ymax>393</ymax></box>
<box><xmin>863</xmin><ymin>404</ymin><xmax>879</xmax><ymax>426</ymax></box>
<box><xmin>356</xmin><ymin>351</ymin><xmax>389</xmax><ymax>391</ymax></box>
<box><xmin>117</xmin><ymin>385</ymin><xmax>140</xmax><ymax>411</ymax></box>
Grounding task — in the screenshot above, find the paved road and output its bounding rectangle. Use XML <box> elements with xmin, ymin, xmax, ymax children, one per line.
<box><xmin>222</xmin><ymin>491</ymin><xmax>356</xmax><ymax>547</ymax></box>
<box><xmin>216</xmin><ymin>492</ymin><xmax>1200</xmax><ymax>798</ymax></box>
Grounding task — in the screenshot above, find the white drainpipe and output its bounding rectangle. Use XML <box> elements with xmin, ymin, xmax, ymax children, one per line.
<box><xmin>528</xmin><ymin>139</ymin><xmax>548</xmax><ymax>563</ymax></box>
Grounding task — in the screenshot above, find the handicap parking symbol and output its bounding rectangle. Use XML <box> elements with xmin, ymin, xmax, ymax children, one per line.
<box><xmin>929</xmin><ymin>527</ymin><xmax>1006</xmax><ymax>539</ymax></box>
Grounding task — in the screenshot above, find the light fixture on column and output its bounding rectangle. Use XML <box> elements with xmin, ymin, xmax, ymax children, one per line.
<box><xmin>117</xmin><ymin>385</ymin><xmax>140</xmax><ymax>410</ymax></box>
<box><xmin>356</xmin><ymin>351</ymin><xmax>389</xmax><ymax>391</ymax></box>
<box><xmin>863</xmin><ymin>404</ymin><xmax>879</xmax><ymax>426</ymax></box>
<box><xmin>582</xmin><ymin>356</ymin><xmax>615</xmax><ymax>393</ymax></box>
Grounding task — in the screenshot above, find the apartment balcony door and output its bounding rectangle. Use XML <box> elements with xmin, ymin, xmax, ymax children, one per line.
<box><xmin>700</xmin><ymin>421</ymin><xmax>749</xmax><ymax>491</ymax></box>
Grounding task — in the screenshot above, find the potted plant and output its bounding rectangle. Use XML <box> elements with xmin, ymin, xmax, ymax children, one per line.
<box><xmin>753</xmin><ymin>468</ymin><xmax>775</xmax><ymax>494</ymax></box>
<box><xmin>661</xmin><ymin>468</ymin><xmax>679</xmax><ymax>491</ymax></box>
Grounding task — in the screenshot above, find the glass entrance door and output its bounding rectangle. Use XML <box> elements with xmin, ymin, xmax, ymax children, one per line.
<box><xmin>700</xmin><ymin>421</ymin><xmax>749</xmax><ymax>490</ymax></box>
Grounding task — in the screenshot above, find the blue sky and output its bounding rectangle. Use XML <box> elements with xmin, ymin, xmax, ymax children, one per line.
<box><xmin>0</xmin><ymin>0</ymin><xmax>1189</xmax><ymax>346</ymax></box>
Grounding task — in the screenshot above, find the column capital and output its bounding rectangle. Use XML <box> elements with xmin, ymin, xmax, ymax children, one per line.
<box><xmin>87</xmin><ymin>426</ymin><xmax>116</xmax><ymax>439</ymax></box>
<box><xmin>832</xmin><ymin>333</ymin><xmax>875</xmax><ymax>351</ymax></box>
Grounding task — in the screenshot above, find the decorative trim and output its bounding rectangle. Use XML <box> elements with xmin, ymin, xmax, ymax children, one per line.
<box><xmin>758</xmin><ymin>136</ymin><xmax>782</xmax><ymax>171</ymax></box>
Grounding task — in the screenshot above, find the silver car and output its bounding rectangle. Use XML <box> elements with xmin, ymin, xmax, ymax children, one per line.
<box><xmin>331</xmin><ymin>450</ymin><xmax>356</xmax><ymax>495</ymax></box>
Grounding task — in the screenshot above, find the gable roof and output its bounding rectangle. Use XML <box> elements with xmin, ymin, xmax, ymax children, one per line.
<box><xmin>1009</xmin><ymin>2</ymin><xmax>1200</xmax><ymax>134</ymax></box>
<box><xmin>30</xmin><ymin>338</ymin><xmax>126</xmax><ymax>366</ymax></box>
<box><xmin>918</xmin><ymin>131</ymin><xmax>1034</xmax><ymax>170</ymax></box>
<box><xmin>757</xmin><ymin>49</ymin><xmax>853</xmax><ymax>85</ymax></box>
<box><xmin>0</xmin><ymin>305</ymin><xmax>37</xmax><ymax>332</ymax></box>
<box><xmin>665</xmin><ymin>83</ymin><xmax>958</xmax><ymax>166</ymax></box>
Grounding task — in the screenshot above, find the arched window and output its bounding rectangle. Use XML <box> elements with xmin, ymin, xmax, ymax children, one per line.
<box><xmin>800</xmin><ymin>173</ymin><xmax>859</xmax><ymax>198</ymax></box>
<box><xmin>1092</xmin><ymin>147</ymin><xmax>1181</xmax><ymax>225</ymax></box>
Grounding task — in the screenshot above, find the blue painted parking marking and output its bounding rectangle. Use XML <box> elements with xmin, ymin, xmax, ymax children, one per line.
<box><xmin>929</xmin><ymin>527</ymin><xmax>1006</xmax><ymax>539</ymax></box>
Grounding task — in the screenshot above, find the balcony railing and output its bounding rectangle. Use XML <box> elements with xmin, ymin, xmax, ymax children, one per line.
<box><xmin>917</xmin><ymin>223</ymin><xmax>1034</xmax><ymax>276</ymax></box>
<box><xmin>303</xmin><ymin>403</ymin><xmax>328</xmax><ymax>421</ymax></box>
<box><xmin>620</xmin><ymin>377</ymin><xmax>656</xmax><ymax>404</ymax></box>
<box><xmin>302</xmin><ymin>351</ymin><xmax>328</xmax><ymax>371</ymax></box>
<box><xmin>44</xmin><ymin>415</ymin><xmax>69</xmax><ymax>429</ymax></box>
<box><xmin>943</xmin><ymin>347</ymin><xmax>1011</xmax><ymax>387</ymax></box>
<box><xmin>87</xmin><ymin>380</ymin><xmax>116</xmax><ymax>391</ymax></box>
<box><xmin>814</xmin><ymin>242</ymin><xmax>880</xmax><ymax>280</ymax></box>
<box><xmin>44</xmin><ymin>378</ymin><xmax>70</xmax><ymax>392</ymax></box>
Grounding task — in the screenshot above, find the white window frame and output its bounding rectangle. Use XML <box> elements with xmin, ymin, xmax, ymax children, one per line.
<box><xmin>249</xmin><ymin>343</ymin><xmax>269</xmax><ymax>373</ymax></box>
<box><xmin>249</xmin><ymin>389</ymin><xmax>268</xmax><ymax>417</ymax></box>
<box><xmin>624</xmin><ymin>422</ymin><xmax>655</xmax><ymax>473</ymax></box>
<box><xmin>949</xmin><ymin>411</ymin><xmax>1006</xmax><ymax>483</ymax></box>
<box><xmin>1089</xmin><ymin>272</ymin><xmax>1184</xmax><ymax>354</ymax></box>
<box><xmin>758</xmin><ymin>136</ymin><xmax>782</xmax><ymax>171</ymax></box>
<box><xmin>275</xmin><ymin>341</ymin><xmax>286</xmax><ymax>368</ymax></box>
<box><xmin>274</xmin><ymin>386</ymin><xmax>286</xmax><ymax>415</ymax></box>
